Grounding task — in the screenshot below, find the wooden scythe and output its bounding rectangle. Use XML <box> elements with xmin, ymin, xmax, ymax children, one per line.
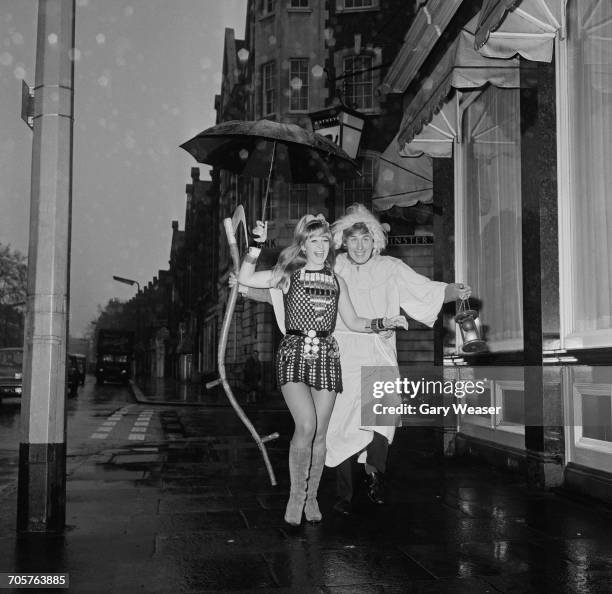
<box><xmin>206</xmin><ymin>204</ymin><xmax>279</xmax><ymax>486</ymax></box>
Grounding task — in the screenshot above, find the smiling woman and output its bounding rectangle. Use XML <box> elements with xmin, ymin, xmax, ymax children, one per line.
<box><xmin>237</xmin><ymin>213</ymin><xmax>407</xmax><ymax>526</ymax></box>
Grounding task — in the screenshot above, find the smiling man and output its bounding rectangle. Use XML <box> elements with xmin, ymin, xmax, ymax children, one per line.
<box><xmin>232</xmin><ymin>204</ymin><xmax>470</xmax><ymax>515</ymax></box>
<box><xmin>327</xmin><ymin>204</ymin><xmax>470</xmax><ymax>514</ymax></box>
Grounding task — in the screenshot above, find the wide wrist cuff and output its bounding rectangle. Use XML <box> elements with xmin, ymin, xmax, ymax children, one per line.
<box><xmin>369</xmin><ymin>318</ymin><xmax>386</xmax><ymax>333</ymax></box>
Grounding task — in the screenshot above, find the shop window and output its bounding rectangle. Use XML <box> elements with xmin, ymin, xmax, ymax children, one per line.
<box><xmin>343</xmin><ymin>54</ymin><xmax>374</xmax><ymax>110</ymax></box>
<box><xmin>261</xmin><ymin>61</ymin><xmax>277</xmax><ymax>117</ymax></box>
<box><xmin>289</xmin><ymin>58</ymin><xmax>309</xmax><ymax>111</ymax></box>
<box><xmin>562</xmin><ymin>0</ymin><xmax>612</xmax><ymax>346</ymax></box>
<box><xmin>342</xmin><ymin>153</ymin><xmax>377</xmax><ymax>210</ymax></box>
<box><xmin>566</xmin><ymin>381</ymin><xmax>612</xmax><ymax>474</ymax></box>
<box><xmin>462</xmin><ymin>86</ymin><xmax>523</xmax><ymax>352</ymax></box>
<box><xmin>457</xmin><ymin>376</ymin><xmax>525</xmax><ymax>449</ymax></box>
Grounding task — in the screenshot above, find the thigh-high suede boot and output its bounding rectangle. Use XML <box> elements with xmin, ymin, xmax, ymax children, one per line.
<box><xmin>284</xmin><ymin>444</ymin><xmax>312</xmax><ymax>526</ymax></box>
<box><xmin>304</xmin><ymin>444</ymin><xmax>326</xmax><ymax>522</ymax></box>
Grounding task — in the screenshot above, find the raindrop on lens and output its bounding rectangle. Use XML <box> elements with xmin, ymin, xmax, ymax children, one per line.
<box><xmin>311</xmin><ymin>65</ymin><xmax>324</xmax><ymax>78</ymax></box>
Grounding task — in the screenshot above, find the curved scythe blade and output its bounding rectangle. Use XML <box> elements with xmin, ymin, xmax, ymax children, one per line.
<box><xmin>210</xmin><ymin>204</ymin><xmax>278</xmax><ymax>486</ymax></box>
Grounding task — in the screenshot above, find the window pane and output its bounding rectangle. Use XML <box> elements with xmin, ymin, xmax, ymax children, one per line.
<box><xmin>464</xmin><ymin>86</ymin><xmax>523</xmax><ymax>350</ymax></box>
<box><xmin>465</xmin><ymin>386</ymin><xmax>492</xmax><ymax>418</ymax></box>
<box><xmin>582</xmin><ymin>394</ymin><xmax>612</xmax><ymax>442</ymax></box>
<box><xmin>343</xmin><ymin>55</ymin><xmax>373</xmax><ymax>110</ymax></box>
<box><xmin>288</xmin><ymin>184</ymin><xmax>308</xmax><ymax>219</ymax></box>
<box><xmin>501</xmin><ymin>389</ymin><xmax>524</xmax><ymax>424</ymax></box>
<box><xmin>262</xmin><ymin>61</ymin><xmax>277</xmax><ymax>116</ymax></box>
<box><xmin>567</xmin><ymin>0</ymin><xmax>612</xmax><ymax>333</ymax></box>
<box><xmin>343</xmin><ymin>156</ymin><xmax>376</xmax><ymax>209</ymax></box>
<box><xmin>260</xmin><ymin>0</ymin><xmax>275</xmax><ymax>15</ymax></box>
<box><xmin>291</xmin><ymin>0</ymin><xmax>309</xmax><ymax>7</ymax></box>
<box><xmin>344</xmin><ymin>0</ymin><xmax>372</xmax><ymax>8</ymax></box>
<box><xmin>289</xmin><ymin>59</ymin><xmax>309</xmax><ymax>111</ymax></box>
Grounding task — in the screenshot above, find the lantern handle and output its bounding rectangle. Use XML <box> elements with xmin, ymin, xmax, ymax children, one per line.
<box><xmin>458</xmin><ymin>296</ymin><xmax>474</xmax><ymax>312</ymax></box>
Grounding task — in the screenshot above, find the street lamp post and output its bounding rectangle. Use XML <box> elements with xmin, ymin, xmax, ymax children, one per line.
<box><xmin>112</xmin><ymin>275</ymin><xmax>141</xmax><ymax>293</ymax></box>
<box><xmin>18</xmin><ymin>0</ymin><xmax>75</xmax><ymax>534</ymax></box>
<box><xmin>309</xmin><ymin>101</ymin><xmax>366</xmax><ymax>220</ymax></box>
<box><xmin>113</xmin><ymin>275</ymin><xmax>142</xmax><ymax>377</ymax></box>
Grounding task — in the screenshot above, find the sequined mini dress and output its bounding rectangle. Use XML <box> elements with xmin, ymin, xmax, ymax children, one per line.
<box><xmin>276</xmin><ymin>267</ymin><xmax>342</xmax><ymax>392</ymax></box>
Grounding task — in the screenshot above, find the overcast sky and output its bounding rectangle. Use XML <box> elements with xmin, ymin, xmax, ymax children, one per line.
<box><xmin>0</xmin><ymin>0</ymin><xmax>246</xmax><ymax>337</ymax></box>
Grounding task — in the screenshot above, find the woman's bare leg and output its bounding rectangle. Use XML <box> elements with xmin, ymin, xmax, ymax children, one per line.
<box><xmin>304</xmin><ymin>388</ymin><xmax>336</xmax><ymax>521</ymax></box>
<box><xmin>281</xmin><ymin>382</ymin><xmax>316</xmax><ymax>525</ymax></box>
<box><xmin>281</xmin><ymin>382</ymin><xmax>316</xmax><ymax>447</ymax></box>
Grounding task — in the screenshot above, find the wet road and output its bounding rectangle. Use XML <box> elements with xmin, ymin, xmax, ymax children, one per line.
<box><xmin>0</xmin><ymin>376</ymin><xmax>164</xmax><ymax>495</ymax></box>
<box><xmin>2</xmin><ymin>379</ymin><xmax>612</xmax><ymax>591</ymax></box>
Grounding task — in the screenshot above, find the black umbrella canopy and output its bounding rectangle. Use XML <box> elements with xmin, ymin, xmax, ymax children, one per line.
<box><xmin>180</xmin><ymin>119</ymin><xmax>359</xmax><ymax>184</ymax></box>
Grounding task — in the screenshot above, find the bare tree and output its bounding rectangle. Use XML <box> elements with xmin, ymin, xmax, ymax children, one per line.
<box><xmin>0</xmin><ymin>243</ymin><xmax>27</xmax><ymax>347</ymax></box>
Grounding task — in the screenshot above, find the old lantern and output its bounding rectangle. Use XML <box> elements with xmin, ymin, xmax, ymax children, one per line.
<box><xmin>309</xmin><ymin>104</ymin><xmax>365</xmax><ymax>160</ymax></box>
<box><xmin>455</xmin><ymin>298</ymin><xmax>487</xmax><ymax>353</ymax></box>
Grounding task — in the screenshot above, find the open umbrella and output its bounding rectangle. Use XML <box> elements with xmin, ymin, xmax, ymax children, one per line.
<box><xmin>181</xmin><ymin>119</ymin><xmax>358</xmax><ymax>218</ymax></box>
<box><xmin>180</xmin><ymin>119</ymin><xmax>359</xmax><ymax>486</ymax></box>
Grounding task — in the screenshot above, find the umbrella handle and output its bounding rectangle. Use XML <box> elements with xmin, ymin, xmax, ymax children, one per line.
<box><xmin>262</xmin><ymin>140</ymin><xmax>276</xmax><ymax>221</ymax></box>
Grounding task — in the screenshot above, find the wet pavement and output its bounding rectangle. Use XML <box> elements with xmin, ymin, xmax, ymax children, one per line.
<box><xmin>1</xmin><ymin>379</ymin><xmax>612</xmax><ymax>592</ymax></box>
<box><xmin>133</xmin><ymin>376</ymin><xmax>285</xmax><ymax>410</ymax></box>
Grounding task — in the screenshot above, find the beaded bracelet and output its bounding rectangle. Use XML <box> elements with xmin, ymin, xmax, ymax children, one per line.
<box><xmin>369</xmin><ymin>318</ymin><xmax>386</xmax><ymax>333</ymax></box>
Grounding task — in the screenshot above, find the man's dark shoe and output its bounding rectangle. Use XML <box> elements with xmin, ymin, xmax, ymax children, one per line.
<box><xmin>366</xmin><ymin>472</ymin><xmax>385</xmax><ymax>505</ymax></box>
<box><xmin>333</xmin><ymin>498</ymin><xmax>352</xmax><ymax>516</ymax></box>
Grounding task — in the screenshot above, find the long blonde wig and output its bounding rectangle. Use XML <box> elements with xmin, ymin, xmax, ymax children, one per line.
<box><xmin>272</xmin><ymin>214</ymin><xmax>335</xmax><ymax>291</ymax></box>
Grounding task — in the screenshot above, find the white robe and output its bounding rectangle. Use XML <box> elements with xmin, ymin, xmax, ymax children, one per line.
<box><xmin>267</xmin><ymin>253</ymin><xmax>447</xmax><ymax>468</ymax></box>
<box><xmin>325</xmin><ymin>253</ymin><xmax>447</xmax><ymax>468</ymax></box>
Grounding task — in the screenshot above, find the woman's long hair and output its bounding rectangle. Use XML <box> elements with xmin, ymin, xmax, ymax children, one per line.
<box><xmin>272</xmin><ymin>215</ymin><xmax>335</xmax><ymax>290</ymax></box>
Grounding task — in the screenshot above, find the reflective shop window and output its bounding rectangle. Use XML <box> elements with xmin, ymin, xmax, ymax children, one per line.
<box><xmin>567</xmin><ymin>0</ymin><xmax>612</xmax><ymax>336</ymax></box>
<box><xmin>463</xmin><ymin>86</ymin><xmax>523</xmax><ymax>351</ymax></box>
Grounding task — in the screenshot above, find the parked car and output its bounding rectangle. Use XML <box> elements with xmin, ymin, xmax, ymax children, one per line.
<box><xmin>72</xmin><ymin>353</ymin><xmax>87</xmax><ymax>385</ymax></box>
<box><xmin>0</xmin><ymin>347</ymin><xmax>23</xmax><ymax>403</ymax></box>
<box><xmin>66</xmin><ymin>354</ymin><xmax>80</xmax><ymax>398</ymax></box>
<box><xmin>0</xmin><ymin>347</ymin><xmax>81</xmax><ymax>403</ymax></box>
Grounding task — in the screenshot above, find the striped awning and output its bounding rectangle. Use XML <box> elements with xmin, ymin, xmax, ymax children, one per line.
<box><xmin>475</xmin><ymin>0</ymin><xmax>563</xmax><ymax>62</ymax></box>
<box><xmin>372</xmin><ymin>134</ymin><xmax>433</xmax><ymax>211</ymax></box>
<box><xmin>379</xmin><ymin>0</ymin><xmax>464</xmax><ymax>95</ymax></box>
<box><xmin>397</xmin><ymin>15</ymin><xmax>519</xmax><ymax>147</ymax></box>
<box><xmin>398</xmin><ymin>94</ymin><xmax>460</xmax><ymax>158</ymax></box>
